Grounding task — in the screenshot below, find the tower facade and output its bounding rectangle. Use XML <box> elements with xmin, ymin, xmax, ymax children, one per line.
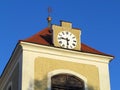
<box><xmin>0</xmin><ymin>21</ymin><xmax>113</xmax><ymax>90</ymax></box>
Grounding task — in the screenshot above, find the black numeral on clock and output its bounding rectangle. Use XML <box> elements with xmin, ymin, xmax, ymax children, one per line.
<box><xmin>59</xmin><ymin>41</ymin><xmax>62</xmax><ymax>44</ymax></box>
<box><xmin>73</xmin><ymin>40</ymin><xmax>76</xmax><ymax>42</ymax></box>
<box><xmin>72</xmin><ymin>43</ymin><xmax>75</xmax><ymax>46</ymax></box>
<box><xmin>62</xmin><ymin>44</ymin><xmax>65</xmax><ymax>47</ymax></box>
<box><xmin>66</xmin><ymin>32</ymin><xmax>68</xmax><ymax>34</ymax></box>
<box><xmin>72</xmin><ymin>37</ymin><xmax>75</xmax><ymax>39</ymax></box>
<box><xmin>62</xmin><ymin>32</ymin><xmax>65</xmax><ymax>35</ymax></box>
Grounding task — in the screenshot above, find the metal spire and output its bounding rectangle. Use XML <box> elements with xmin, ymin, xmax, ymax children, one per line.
<box><xmin>47</xmin><ymin>7</ymin><xmax>52</xmax><ymax>27</ymax></box>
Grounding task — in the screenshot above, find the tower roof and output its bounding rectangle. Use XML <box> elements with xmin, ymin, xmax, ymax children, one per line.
<box><xmin>20</xmin><ymin>28</ymin><xmax>113</xmax><ymax>57</ymax></box>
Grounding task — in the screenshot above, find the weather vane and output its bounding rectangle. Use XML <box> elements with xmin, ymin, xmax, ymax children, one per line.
<box><xmin>47</xmin><ymin>7</ymin><xmax>52</xmax><ymax>27</ymax></box>
<box><xmin>48</xmin><ymin>7</ymin><xmax>52</xmax><ymax>16</ymax></box>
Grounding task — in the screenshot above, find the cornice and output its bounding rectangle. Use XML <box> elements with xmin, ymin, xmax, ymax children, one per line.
<box><xmin>20</xmin><ymin>41</ymin><xmax>113</xmax><ymax>64</ymax></box>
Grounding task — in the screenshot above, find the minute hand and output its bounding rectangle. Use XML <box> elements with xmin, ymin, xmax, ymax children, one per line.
<box><xmin>66</xmin><ymin>38</ymin><xmax>70</xmax><ymax>48</ymax></box>
<box><xmin>60</xmin><ymin>37</ymin><xmax>67</xmax><ymax>40</ymax></box>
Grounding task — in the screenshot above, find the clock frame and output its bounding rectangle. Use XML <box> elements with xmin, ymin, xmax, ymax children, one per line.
<box><xmin>57</xmin><ymin>31</ymin><xmax>77</xmax><ymax>49</ymax></box>
<box><xmin>52</xmin><ymin>21</ymin><xmax>81</xmax><ymax>50</ymax></box>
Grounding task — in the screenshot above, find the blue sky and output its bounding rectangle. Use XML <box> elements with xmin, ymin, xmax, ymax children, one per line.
<box><xmin>0</xmin><ymin>0</ymin><xmax>120</xmax><ymax>89</ymax></box>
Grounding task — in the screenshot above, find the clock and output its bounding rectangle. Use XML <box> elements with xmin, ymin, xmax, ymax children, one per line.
<box><xmin>57</xmin><ymin>31</ymin><xmax>77</xmax><ymax>49</ymax></box>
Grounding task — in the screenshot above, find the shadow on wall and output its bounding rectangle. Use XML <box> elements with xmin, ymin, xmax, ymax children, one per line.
<box><xmin>87</xmin><ymin>85</ymin><xmax>94</xmax><ymax>90</ymax></box>
<box><xmin>28</xmin><ymin>79</ymin><xmax>94</xmax><ymax>90</ymax></box>
<box><xmin>27</xmin><ymin>79</ymin><xmax>48</xmax><ymax>90</ymax></box>
<box><xmin>34</xmin><ymin>79</ymin><xmax>48</xmax><ymax>90</ymax></box>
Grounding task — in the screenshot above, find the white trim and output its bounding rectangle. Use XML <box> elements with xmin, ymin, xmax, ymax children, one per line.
<box><xmin>20</xmin><ymin>41</ymin><xmax>113</xmax><ymax>64</ymax></box>
<box><xmin>47</xmin><ymin>69</ymin><xmax>88</xmax><ymax>90</ymax></box>
<box><xmin>21</xmin><ymin>50</ymin><xmax>35</xmax><ymax>90</ymax></box>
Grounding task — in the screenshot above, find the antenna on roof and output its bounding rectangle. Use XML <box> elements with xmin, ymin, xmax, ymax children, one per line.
<box><xmin>47</xmin><ymin>7</ymin><xmax>52</xmax><ymax>28</ymax></box>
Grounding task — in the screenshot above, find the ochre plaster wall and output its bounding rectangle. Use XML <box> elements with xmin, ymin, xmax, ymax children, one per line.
<box><xmin>34</xmin><ymin>57</ymin><xmax>100</xmax><ymax>90</ymax></box>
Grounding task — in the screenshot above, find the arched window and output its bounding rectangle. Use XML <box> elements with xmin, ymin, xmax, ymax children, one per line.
<box><xmin>51</xmin><ymin>74</ymin><xmax>85</xmax><ymax>90</ymax></box>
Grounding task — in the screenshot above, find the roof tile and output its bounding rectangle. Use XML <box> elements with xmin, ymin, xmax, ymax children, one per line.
<box><xmin>21</xmin><ymin>28</ymin><xmax>113</xmax><ymax>57</ymax></box>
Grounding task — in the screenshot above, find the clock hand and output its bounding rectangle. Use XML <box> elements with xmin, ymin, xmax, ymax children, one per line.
<box><xmin>59</xmin><ymin>37</ymin><xmax>66</xmax><ymax>40</ymax></box>
<box><xmin>66</xmin><ymin>38</ymin><xmax>70</xmax><ymax>48</ymax></box>
<box><xmin>59</xmin><ymin>37</ymin><xmax>70</xmax><ymax>48</ymax></box>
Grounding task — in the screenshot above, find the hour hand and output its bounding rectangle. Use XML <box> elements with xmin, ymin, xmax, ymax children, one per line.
<box><xmin>59</xmin><ymin>37</ymin><xmax>66</xmax><ymax>40</ymax></box>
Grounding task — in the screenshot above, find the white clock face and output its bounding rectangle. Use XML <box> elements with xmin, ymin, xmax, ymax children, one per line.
<box><xmin>57</xmin><ymin>31</ymin><xmax>77</xmax><ymax>49</ymax></box>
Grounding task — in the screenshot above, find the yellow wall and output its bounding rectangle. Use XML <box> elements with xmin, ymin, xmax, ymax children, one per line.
<box><xmin>34</xmin><ymin>57</ymin><xmax>100</xmax><ymax>90</ymax></box>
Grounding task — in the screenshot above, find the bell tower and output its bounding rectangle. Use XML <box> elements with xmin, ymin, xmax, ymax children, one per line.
<box><xmin>0</xmin><ymin>20</ymin><xmax>113</xmax><ymax>90</ymax></box>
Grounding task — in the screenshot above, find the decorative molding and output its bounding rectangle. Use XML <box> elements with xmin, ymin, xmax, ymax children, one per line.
<box><xmin>20</xmin><ymin>41</ymin><xmax>113</xmax><ymax>64</ymax></box>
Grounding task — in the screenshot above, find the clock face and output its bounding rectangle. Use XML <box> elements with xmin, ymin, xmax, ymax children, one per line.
<box><xmin>57</xmin><ymin>31</ymin><xmax>77</xmax><ymax>49</ymax></box>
